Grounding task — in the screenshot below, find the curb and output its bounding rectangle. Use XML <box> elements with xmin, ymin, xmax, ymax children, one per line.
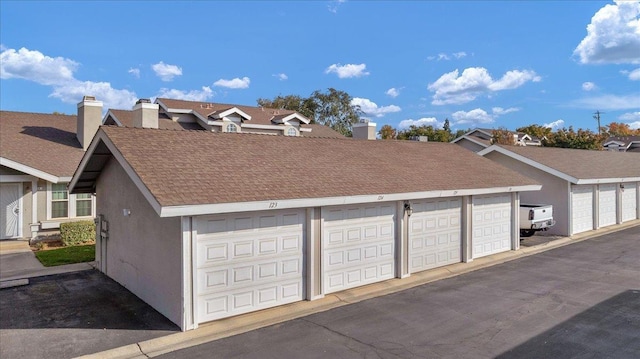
<box><xmin>75</xmin><ymin>221</ymin><xmax>639</xmax><ymax>359</ymax></box>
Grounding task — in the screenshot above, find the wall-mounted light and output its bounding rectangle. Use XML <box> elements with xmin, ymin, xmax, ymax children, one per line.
<box><xmin>404</xmin><ymin>201</ymin><xmax>413</xmax><ymax>217</ymax></box>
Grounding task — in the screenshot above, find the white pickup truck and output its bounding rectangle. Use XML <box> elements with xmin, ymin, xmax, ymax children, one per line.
<box><xmin>519</xmin><ymin>204</ymin><xmax>556</xmax><ymax>237</ymax></box>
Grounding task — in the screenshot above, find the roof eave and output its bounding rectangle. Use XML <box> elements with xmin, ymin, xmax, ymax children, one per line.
<box><xmin>0</xmin><ymin>157</ymin><xmax>61</xmax><ymax>183</ymax></box>
<box><xmin>158</xmin><ymin>185</ymin><xmax>541</xmax><ymax>218</ymax></box>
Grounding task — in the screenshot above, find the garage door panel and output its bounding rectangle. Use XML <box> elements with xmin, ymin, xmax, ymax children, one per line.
<box><xmin>571</xmin><ymin>185</ymin><xmax>594</xmax><ymax>234</ymax></box>
<box><xmin>598</xmin><ymin>184</ymin><xmax>617</xmax><ymax>227</ymax></box>
<box><xmin>409</xmin><ymin>198</ymin><xmax>462</xmax><ymax>273</ymax></box>
<box><xmin>472</xmin><ymin>195</ymin><xmax>512</xmax><ymax>258</ymax></box>
<box><xmin>622</xmin><ymin>184</ymin><xmax>637</xmax><ymax>222</ymax></box>
<box><xmin>323</xmin><ymin>204</ymin><xmax>395</xmax><ymax>294</ymax></box>
<box><xmin>196</xmin><ymin>210</ymin><xmax>305</xmax><ymax>323</ymax></box>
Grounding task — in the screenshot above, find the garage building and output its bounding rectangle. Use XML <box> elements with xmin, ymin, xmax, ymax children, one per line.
<box><xmin>479</xmin><ymin>145</ymin><xmax>640</xmax><ymax>237</ymax></box>
<box><xmin>70</xmin><ymin>126</ymin><xmax>540</xmax><ymax>330</ymax></box>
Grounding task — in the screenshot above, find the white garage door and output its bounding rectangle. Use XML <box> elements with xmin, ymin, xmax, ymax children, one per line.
<box><xmin>409</xmin><ymin>198</ymin><xmax>461</xmax><ymax>273</ymax></box>
<box><xmin>322</xmin><ymin>203</ymin><xmax>395</xmax><ymax>294</ymax></box>
<box><xmin>472</xmin><ymin>194</ymin><xmax>512</xmax><ymax>258</ymax></box>
<box><xmin>195</xmin><ymin>210</ymin><xmax>305</xmax><ymax>323</ymax></box>
<box><xmin>621</xmin><ymin>183</ymin><xmax>637</xmax><ymax>222</ymax></box>
<box><xmin>571</xmin><ymin>185</ymin><xmax>593</xmax><ymax>235</ymax></box>
<box><xmin>598</xmin><ymin>184</ymin><xmax>617</xmax><ymax>228</ymax></box>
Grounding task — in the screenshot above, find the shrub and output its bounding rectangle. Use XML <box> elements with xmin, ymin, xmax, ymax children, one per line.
<box><xmin>60</xmin><ymin>220</ymin><xmax>96</xmax><ymax>246</ymax></box>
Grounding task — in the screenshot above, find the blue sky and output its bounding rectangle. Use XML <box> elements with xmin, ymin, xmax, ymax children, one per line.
<box><xmin>1</xmin><ymin>1</ymin><xmax>639</xmax><ymax>132</ymax></box>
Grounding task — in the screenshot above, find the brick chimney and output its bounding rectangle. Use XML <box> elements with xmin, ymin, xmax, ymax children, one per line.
<box><xmin>77</xmin><ymin>95</ymin><xmax>103</xmax><ymax>151</ymax></box>
<box><xmin>133</xmin><ymin>99</ymin><xmax>159</xmax><ymax>129</ymax></box>
<box><xmin>352</xmin><ymin>121</ymin><xmax>377</xmax><ymax>140</ymax></box>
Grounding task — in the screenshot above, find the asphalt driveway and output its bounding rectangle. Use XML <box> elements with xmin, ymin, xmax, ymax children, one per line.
<box><xmin>160</xmin><ymin>225</ymin><xmax>640</xmax><ymax>359</ymax></box>
<box><xmin>0</xmin><ymin>270</ymin><xmax>179</xmax><ymax>359</ymax></box>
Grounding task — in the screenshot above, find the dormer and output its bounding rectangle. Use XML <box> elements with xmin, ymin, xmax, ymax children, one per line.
<box><xmin>209</xmin><ymin>107</ymin><xmax>252</xmax><ymax>123</ymax></box>
<box><xmin>270</xmin><ymin>113</ymin><xmax>311</xmax><ymax>127</ymax></box>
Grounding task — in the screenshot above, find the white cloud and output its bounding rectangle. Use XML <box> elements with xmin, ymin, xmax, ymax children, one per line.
<box><xmin>571</xmin><ymin>93</ymin><xmax>640</xmax><ymax>110</ymax></box>
<box><xmin>428</xmin><ymin>67</ymin><xmax>540</xmax><ymax>105</ymax></box>
<box><xmin>543</xmin><ymin>119</ymin><xmax>565</xmax><ymax>130</ymax></box>
<box><xmin>627</xmin><ymin>121</ymin><xmax>640</xmax><ymax>129</ymax></box>
<box><xmin>449</xmin><ymin>107</ymin><xmax>519</xmax><ymax>127</ymax></box>
<box><xmin>328</xmin><ymin>0</ymin><xmax>346</xmax><ymax>13</ymax></box>
<box><xmin>325</xmin><ymin>63</ymin><xmax>369</xmax><ymax>78</ymax></box>
<box><xmin>157</xmin><ymin>86</ymin><xmax>214</xmax><ymax>102</ymax></box>
<box><xmin>628</xmin><ymin>68</ymin><xmax>640</xmax><ymax>81</ymax></box>
<box><xmin>398</xmin><ymin>117</ymin><xmax>441</xmax><ymax>129</ymax></box>
<box><xmin>50</xmin><ymin>81</ymin><xmax>137</xmax><ymax>110</ymax></box>
<box><xmin>151</xmin><ymin>61</ymin><xmax>182</xmax><ymax>82</ymax></box>
<box><xmin>0</xmin><ymin>47</ymin><xmax>78</xmax><ymax>85</ymax></box>
<box><xmin>619</xmin><ymin>111</ymin><xmax>640</xmax><ymax>122</ymax></box>
<box><xmin>351</xmin><ymin>97</ymin><xmax>401</xmax><ymax>118</ymax></box>
<box><xmin>574</xmin><ymin>1</ymin><xmax>640</xmax><ymax>64</ymax></box>
<box><xmin>128</xmin><ymin>68</ymin><xmax>140</xmax><ymax>79</ymax></box>
<box><xmin>582</xmin><ymin>81</ymin><xmax>597</xmax><ymax>91</ymax></box>
<box><xmin>428</xmin><ymin>52</ymin><xmax>467</xmax><ymax>61</ymax></box>
<box><xmin>213</xmin><ymin>76</ymin><xmax>250</xmax><ymax>89</ymax></box>
<box><xmin>273</xmin><ymin>73</ymin><xmax>288</xmax><ymax>81</ymax></box>
<box><xmin>1</xmin><ymin>46</ymin><xmax>136</xmax><ymax>110</ymax></box>
<box><xmin>437</xmin><ymin>53</ymin><xmax>450</xmax><ymax>61</ymax></box>
<box><xmin>451</xmin><ymin>108</ymin><xmax>494</xmax><ymax>125</ymax></box>
<box><xmin>453</xmin><ymin>52</ymin><xmax>467</xmax><ymax>59</ymax></box>
<box><xmin>386</xmin><ymin>87</ymin><xmax>400</xmax><ymax>98</ymax></box>
<box><xmin>492</xmin><ymin>107</ymin><xmax>520</xmax><ymax>116</ymax></box>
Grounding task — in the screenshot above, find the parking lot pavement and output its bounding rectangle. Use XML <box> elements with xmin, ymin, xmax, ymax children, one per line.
<box><xmin>159</xmin><ymin>225</ymin><xmax>640</xmax><ymax>359</ymax></box>
<box><xmin>0</xmin><ymin>270</ymin><xmax>179</xmax><ymax>359</ymax></box>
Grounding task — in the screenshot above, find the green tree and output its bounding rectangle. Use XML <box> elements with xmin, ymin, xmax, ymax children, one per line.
<box><xmin>491</xmin><ymin>127</ymin><xmax>516</xmax><ymax>145</ymax></box>
<box><xmin>443</xmin><ymin>118</ymin><xmax>451</xmax><ymax>133</ymax></box>
<box><xmin>604</xmin><ymin>122</ymin><xmax>640</xmax><ymax>137</ymax></box>
<box><xmin>396</xmin><ymin>125</ymin><xmax>453</xmax><ymax>142</ymax></box>
<box><xmin>546</xmin><ymin>127</ymin><xmax>603</xmax><ymax>150</ymax></box>
<box><xmin>257</xmin><ymin>88</ymin><xmax>363</xmax><ymax>136</ymax></box>
<box><xmin>378</xmin><ymin>124</ymin><xmax>397</xmax><ymax>140</ymax></box>
<box><xmin>305</xmin><ymin>88</ymin><xmax>363</xmax><ymax>136</ymax></box>
<box><xmin>516</xmin><ymin>124</ymin><xmax>552</xmax><ymax>142</ymax></box>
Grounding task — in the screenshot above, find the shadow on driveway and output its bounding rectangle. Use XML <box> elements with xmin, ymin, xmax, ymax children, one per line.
<box><xmin>497</xmin><ymin>289</ymin><xmax>640</xmax><ymax>358</ymax></box>
<box><xmin>0</xmin><ymin>270</ymin><xmax>179</xmax><ymax>359</ymax></box>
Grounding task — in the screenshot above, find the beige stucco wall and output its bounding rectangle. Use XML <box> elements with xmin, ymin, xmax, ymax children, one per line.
<box><xmin>22</xmin><ymin>182</ymin><xmax>32</xmax><ymax>236</ymax></box>
<box><xmin>455</xmin><ymin>138</ymin><xmax>486</xmax><ymax>152</ymax></box>
<box><xmin>96</xmin><ymin>158</ymin><xmax>183</xmax><ymax>326</ymax></box>
<box><xmin>484</xmin><ymin>152</ymin><xmax>571</xmax><ymax>236</ymax></box>
<box><xmin>37</xmin><ymin>179</ymin><xmax>47</xmax><ymax>222</ymax></box>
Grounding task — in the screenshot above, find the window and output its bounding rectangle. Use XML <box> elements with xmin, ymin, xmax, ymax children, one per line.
<box><xmin>51</xmin><ymin>183</ymin><xmax>68</xmax><ymax>218</ymax></box>
<box><xmin>287</xmin><ymin>127</ymin><xmax>297</xmax><ymax>136</ymax></box>
<box><xmin>48</xmin><ymin>183</ymin><xmax>95</xmax><ymax>219</ymax></box>
<box><xmin>226</xmin><ymin>123</ymin><xmax>238</xmax><ymax>133</ymax></box>
<box><xmin>76</xmin><ymin>194</ymin><xmax>92</xmax><ymax>217</ymax></box>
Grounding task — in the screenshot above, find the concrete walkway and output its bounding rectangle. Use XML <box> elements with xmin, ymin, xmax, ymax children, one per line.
<box><xmin>78</xmin><ymin>220</ymin><xmax>640</xmax><ymax>359</ymax></box>
<box><xmin>0</xmin><ymin>240</ymin><xmax>95</xmax><ymax>283</ymax></box>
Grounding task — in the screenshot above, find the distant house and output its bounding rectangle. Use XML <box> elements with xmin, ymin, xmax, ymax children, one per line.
<box><xmin>103</xmin><ymin>98</ymin><xmax>347</xmax><ymax>139</ymax></box>
<box><xmin>0</xmin><ymin>97</ymin><xmax>101</xmax><ymax>240</ymax></box>
<box><xmin>479</xmin><ymin>145</ymin><xmax>640</xmax><ymax>237</ymax></box>
<box><xmin>452</xmin><ymin>128</ymin><xmax>544</xmax><ymax>152</ymax></box>
<box><xmin>70</xmin><ymin>125</ymin><xmax>540</xmax><ymax>330</ymax></box>
<box><xmin>0</xmin><ymin>96</ymin><xmax>345</xmax><ymax>241</ymax></box>
<box><xmin>602</xmin><ymin>136</ymin><xmax>640</xmax><ymax>153</ymax></box>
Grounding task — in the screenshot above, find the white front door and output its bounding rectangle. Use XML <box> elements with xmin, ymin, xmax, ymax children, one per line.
<box><xmin>598</xmin><ymin>184</ymin><xmax>617</xmax><ymax>228</ymax></box>
<box><xmin>571</xmin><ymin>185</ymin><xmax>594</xmax><ymax>235</ymax></box>
<box><xmin>0</xmin><ymin>183</ymin><xmax>21</xmax><ymax>239</ymax></box>
<box><xmin>194</xmin><ymin>209</ymin><xmax>305</xmax><ymax>323</ymax></box>
<box><xmin>409</xmin><ymin>198</ymin><xmax>462</xmax><ymax>273</ymax></box>
<box><xmin>621</xmin><ymin>183</ymin><xmax>637</xmax><ymax>222</ymax></box>
<box><xmin>322</xmin><ymin>203</ymin><xmax>395</xmax><ymax>294</ymax></box>
<box><xmin>472</xmin><ymin>194</ymin><xmax>512</xmax><ymax>258</ymax></box>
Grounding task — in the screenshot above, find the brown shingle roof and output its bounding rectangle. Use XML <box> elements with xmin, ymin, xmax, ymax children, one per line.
<box><xmin>494</xmin><ymin>145</ymin><xmax>640</xmax><ymax>180</ymax></box>
<box><xmin>158</xmin><ymin>98</ymin><xmax>301</xmax><ymax>126</ymax></box>
<box><xmin>106</xmin><ymin>110</ymin><xmax>203</xmax><ymax>131</ymax></box>
<box><xmin>302</xmin><ymin>124</ymin><xmax>345</xmax><ymax>138</ymax></box>
<box><xmin>0</xmin><ymin>111</ymin><xmax>84</xmax><ymax>178</ymax></box>
<box><xmin>97</xmin><ymin>126</ymin><xmax>539</xmax><ymax>207</ymax></box>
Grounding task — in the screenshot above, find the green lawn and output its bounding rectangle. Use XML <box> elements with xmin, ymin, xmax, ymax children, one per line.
<box><xmin>35</xmin><ymin>244</ymin><xmax>95</xmax><ymax>267</ymax></box>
